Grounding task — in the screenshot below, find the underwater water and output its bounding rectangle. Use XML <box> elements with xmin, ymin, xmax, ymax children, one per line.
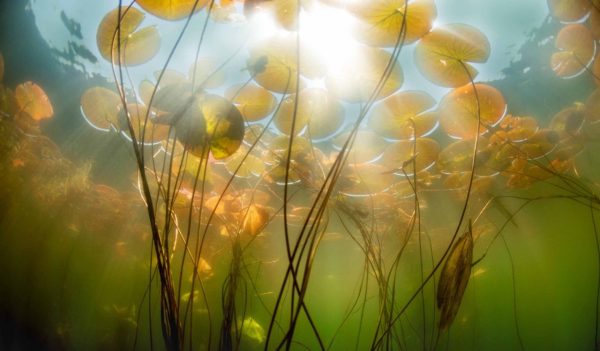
<box><xmin>1</xmin><ymin>0</ymin><xmax>600</xmax><ymax>350</ymax></box>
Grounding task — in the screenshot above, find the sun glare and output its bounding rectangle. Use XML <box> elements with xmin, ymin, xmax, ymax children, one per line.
<box><xmin>248</xmin><ymin>3</ymin><xmax>362</xmax><ymax>78</ymax></box>
<box><xmin>298</xmin><ymin>4</ymin><xmax>361</xmax><ymax>74</ymax></box>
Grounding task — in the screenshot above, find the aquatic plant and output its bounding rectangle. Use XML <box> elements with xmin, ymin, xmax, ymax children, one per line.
<box><xmin>4</xmin><ymin>0</ymin><xmax>600</xmax><ymax>350</ymax></box>
<box><xmin>73</xmin><ymin>0</ymin><xmax>600</xmax><ymax>350</ymax></box>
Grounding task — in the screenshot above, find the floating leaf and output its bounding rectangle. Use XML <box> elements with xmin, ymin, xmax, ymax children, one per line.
<box><xmin>224</xmin><ymin>147</ymin><xmax>265</xmax><ymax>178</ymax></box>
<box><xmin>478</xmin><ymin>142</ymin><xmax>520</xmax><ymax>176</ymax></box>
<box><xmin>437</xmin><ymin>226</ymin><xmax>473</xmax><ymax>331</ymax></box>
<box><xmin>493</xmin><ymin>114</ymin><xmax>539</xmax><ymax>143</ymax></box>
<box><xmin>188</xmin><ymin>57</ymin><xmax>227</xmax><ymax>89</ymax></box>
<box><xmin>333</xmin><ymin>130</ymin><xmax>388</xmax><ymax>164</ymax></box>
<box><xmin>505</xmin><ymin>158</ymin><xmax>558</xmax><ymax>188</ymax></box>
<box><xmin>439</xmin><ymin>83</ymin><xmax>506</xmax><ymax>139</ymax></box>
<box><xmin>350</xmin><ymin>0</ymin><xmax>437</xmax><ymax>47</ymax></box>
<box><xmin>121</xmin><ymin>103</ymin><xmax>170</xmax><ymax>143</ymax></box>
<box><xmin>96</xmin><ymin>7</ymin><xmax>160</xmax><ymax>65</ymax></box>
<box><xmin>138</xmin><ymin>80</ymin><xmax>154</xmax><ymax>107</ymax></box>
<box><xmin>547</xmin><ymin>0</ymin><xmax>590</xmax><ymax>23</ymax></box>
<box><xmin>443</xmin><ymin>172</ymin><xmax>496</xmax><ymax>193</ymax></box>
<box><xmin>274</xmin><ymin>88</ymin><xmax>344</xmax><ymax>138</ymax></box>
<box><xmin>152</xmin><ymin>82</ymin><xmax>195</xmax><ymax>115</ymax></box>
<box><xmin>266</xmin><ymin>136</ymin><xmax>314</xmax><ymax>184</ymax></box>
<box><xmin>269</xmin><ymin>135</ymin><xmax>312</xmax><ymax>159</ymax></box>
<box><xmin>339</xmin><ymin>163</ymin><xmax>395</xmax><ymax>196</ymax></box>
<box><xmin>15</xmin><ymin>81</ymin><xmax>53</xmax><ymax>121</ymax></box>
<box><xmin>550</xmin><ymin>24</ymin><xmax>595</xmax><ymax>78</ymax></box>
<box><xmin>368</xmin><ymin>90</ymin><xmax>437</xmax><ymax>140</ymax></box>
<box><xmin>437</xmin><ymin>138</ymin><xmax>491</xmax><ymax>174</ymax></box>
<box><xmin>167</xmin><ymin>95</ymin><xmax>207</xmax><ymax>156</ymax></box>
<box><xmin>380</xmin><ymin>138</ymin><xmax>440</xmax><ymax>175</ymax></box>
<box><xmin>81</xmin><ymin>87</ymin><xmax>122</xmax><ymax>131</ymax></box>
<box><xmin>243</xmin><ymin>124</ymin><xmax>277</xmax><ymax>146</ymax></box>
<box><xmin>305</xmin><ymin>89</ymin><xmax>345</xmax><ymax>140</ymax></box>
<box><xmin>326</xmin><ymin>46</ymin><xmax>403</xmax><ymax>102</ymax></box>
<box><xmin>225</xmin><ymin>83</ymin><xmax>276</xmax><ymax>122</ymax></box>
<box><xmin>248</xmin><ymin>37</ymin><xmax>303</xmax><ymax>94</ymax></box>
<box><xmin>240</xmin><ymin>204</ymin><xmax>270</xmax><ymax>236</ymax></box>
<box><xmin>136</xmin><ymin>0</ymin><xmax>208</xmax><ymax>20</ymax></box>
<box><xmin>550</xmin><ymin>103</ymin><xmax>585</xmax><ymax>138</ymax></box>
<box><xmin>518</xmin><ymin>129</ymin><xmax>559</xmax><ymax>159</ymax></box>
<box><xmin>155</xmin><ymin>69</ymin><xmax>187</xmax><ymax>86</ymax></box>
<box><xmin>553</xmin><ymin>135</ymin><xmax>586</xmax><ymax>160</ymax></box>
<box><xmin>201</xmin><ymin>94</ymin><xmax>245</xmax><ymax>159</ymax></box>
<box><xmin>273</xmin><ymin>94</ymin><xmax>309</xmax><ymax>135</ymax></box>
<box><xmin>415</xmin><ymin>24</ymin><xmax>490</xmax><ymax>87</ymax></box>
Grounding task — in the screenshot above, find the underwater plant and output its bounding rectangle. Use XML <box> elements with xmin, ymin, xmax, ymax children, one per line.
<box><xmin>76</xmin><ymin>0</ymin><xmax>600</xmax><ymax>350</ymax></box>
<box><xmin>3</xmin><ymin>0</ymin><xmax>600</xmax><ymax>350</ymax></box>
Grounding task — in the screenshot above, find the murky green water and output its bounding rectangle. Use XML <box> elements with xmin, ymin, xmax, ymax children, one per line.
<box><xmin>1</xmin><ymin>0</ymin><xmax>600</xmax><ymax>350</ymax></box>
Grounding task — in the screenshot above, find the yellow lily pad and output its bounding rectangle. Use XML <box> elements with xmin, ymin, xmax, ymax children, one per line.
<box><xmin>136</xmin><ymin>0</ymin><xmax>208</xmax><ymax>20</ymax></box>
<box><xmin>80</xmin><ymin>86</ymin><xmax>122</xmax><ymax>131</ymax></box>
<box><xmin>414</xmin><ymin>23</ymin><xmax>490</xmax><ymax>87</ymax></box>
<box><xmin>96</xmin><ymin>7</ymin><xmax>160</xmax><ymax>66</ymax></box>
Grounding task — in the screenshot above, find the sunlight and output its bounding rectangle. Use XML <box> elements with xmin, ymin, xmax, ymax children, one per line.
<box><xmin>298</xmin><ymin>4</ymin><xmax>361</xmax><ymax>75</ymax></box>
<box><xmin>247</xmin><ymin>2</ymin><xmax>362</xmax><ymax>78</ymax></box>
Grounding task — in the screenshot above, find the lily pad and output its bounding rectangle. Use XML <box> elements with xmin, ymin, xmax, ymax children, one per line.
<box><xmin>414</xmin><ymin>23</ymin><xmax>490</xmax><ymax>87</ymax></box>
<box><xmin>96</xmin><ymin>7</ymin><xmax>160</xmax><ymax>66</ymax></box>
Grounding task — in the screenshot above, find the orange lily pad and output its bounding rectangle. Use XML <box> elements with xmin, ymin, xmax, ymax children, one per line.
<box><xmin>414</xmin><ymin>23</ymin><xmax>490</xmax><ymax>87</ymax></box>
<box><xmin>380</xmin><ymin>137</ymin><xmax>440</xmax><ymax>175</ymax></box>
<box><xmin>439</xmin><ymin>83</ymin><xmax>506</xmax><ymax>139</ymax></box>
<box><xmin>225</xmin><ymin>83</ymin><xmax>277</xmax><ymax>122</ymax></box>
<box><xmin>121</xmin><ymin>103</ymin><xmax>170</xmax><ymax>144</ymax></box>
<box><xmin>518</xmin><ymin>129</ymin><xmax>560</xmax><ymax>159</ymax></box>
<box><xmin>80</xmin><ymin>86</ymin><xmax>122</xmax><ymax>131</ymax></box>
<box><xmin>224</xmin><ymin>147</ymin><xmax>266</xmax><ymax>178</ymax></box>
<box><xmin>136</xmin><ymin>0</ymin><xmax>208</xmax><ymax>20</ymax></box>
<box><xmin>551</xmin><ymin>24</ymin><xmax>595</xmax><ymax>78</ymax></box>
<box><xmin>547</xmin><ymin>0</ymin><xmax>590</xmax><ymax>23</ymax></box>
<box><xmin>240</xmin><ymin>204</ymin><xmax>270</xmax><ymax>236</ymax></box>
<box><xmin>550</xmin><ymin>103</ymin><xmax>585</xmax><ymax>138</ymax></box>
<box><xmin>437</xmin><ymin>137</ymin><xmax>492</xmax><ymax>174</ymax></box>
<box><xmin>274</xmin><ymin>88</ymin><xmax>344</xmax><ymax>138</ymax></box>
<box><xmin>368</xmin><ymin>90</ymin><xmax>437</xmax><ymax>140</ymax></box>
<box><xmin>248</xmin><ymin>36</ymin><xmax>303</xmax><ymax>94</ymax></box>
<box><xmin>273</xmin><ymin>94</ymin><xmax>309</xmax><ymax>135</ymax></box>
<box><xmin>334</xmin><ymin>130</ymin><xmax>389</xmax><ymax>164</ymax></box>
<box><xmin>15</xmin><ymin>81</ymin><xmax>53</xmax><ymax>121</ymax></box>
<box><xmin>339</xmin><ymin>163</ymin><xmax>395</xmax><ymax>196</ymax></box>
<box><xmin>493</xmin><ymin>114</ymin><xmax>539</xmax><ymax>143</ymax></box>
<box><xmin>350</xmin><ymin>0</ymin><xmax>437</xmax><ymax>47</ymax></box>
<box><xmin>96</xmin><ymin>7</ymin><xmax>160</xmax><ymax>65</ymax></box>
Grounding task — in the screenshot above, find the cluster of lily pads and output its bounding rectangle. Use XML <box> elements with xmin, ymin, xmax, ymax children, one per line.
<box><xmin>71</xmin><ymin>0</ymin><xmax>600</xmax><ymax>349</ymax></box>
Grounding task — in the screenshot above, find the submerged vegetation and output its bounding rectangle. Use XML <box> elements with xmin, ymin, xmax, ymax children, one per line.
<box><xmin>3</xmin><ymin>0</ymin><xmax>600</xmax><ymax>350</ymax></box>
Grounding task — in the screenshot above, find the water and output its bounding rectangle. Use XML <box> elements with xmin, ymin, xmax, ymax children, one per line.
<box><xmin>1</xmin><ymin>0</ymin><xmax>600</xmax><ymax>350</ymax></box>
